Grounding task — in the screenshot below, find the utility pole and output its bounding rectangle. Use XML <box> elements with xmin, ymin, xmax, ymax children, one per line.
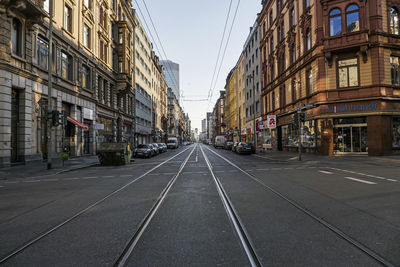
<box><xmin>47</xmin><ymin>0</ymin><xmax>54</xmax><ymax>169</ymax></box>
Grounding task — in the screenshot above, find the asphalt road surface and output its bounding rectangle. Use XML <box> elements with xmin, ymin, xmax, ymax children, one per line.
<box><xmin>0</xmin><ymin>143</ymin><xmax>399</xmax><ymax>266</ymax></box>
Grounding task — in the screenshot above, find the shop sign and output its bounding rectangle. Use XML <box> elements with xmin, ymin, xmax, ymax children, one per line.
<box><xmin>258</xmin><ymin>121</ymin><xmax>263</xmax><ymax>130</ymax></box>
<box><xmin>241</xmin><ymin>128</ymin><xmax>246</xmax><ymax>135</ymax></box>
<box><xmin>94</xmin><ymin>124</ymin><xmax>104</xmax><ymax>130</ymax></box>
<box><xmin>267</xmin><ymin>115</ymin><xmax>277</xmax><ymax>129</ymax></box>
<box><xmin>83</xmin><ymin>108</ymin><xmax>94</xmax><ymax>120</ymax></box>
<box><xmin>322</xmin><ymin>103</ymin><xmax>377</xmax><ymax>114</ymax></box>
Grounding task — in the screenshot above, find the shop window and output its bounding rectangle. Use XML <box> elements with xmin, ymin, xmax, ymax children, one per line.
<box><xmin>61</xmin><ymin>51</ymin><xmax>72</xmax><ymax>81</ymax></box>
<box><xmin>338</xmin><ymin>58</ymin><xmax>358</xmax><ymax>88</ymax></box>
<box><xmin>64</xmin><ymin>5</ymin><xmax>72</xmax><ymax>33</ymax></box>
<box><xmin>282</xmin><ymin>124</ymin><xmax>299</xmax><ymax>147</ymax></box>
<box><xmin>346</xmin><ymin>4</ymin><xmax>359</xmax><ymax>32</ymax></box>
<box><xmin>302</xmin><ymin>120</ymin><xmax>316</xmax><ymax>148</ymax></box>
<box><xmin>82</xmin><ymin>65</ymin><xmax>90</xmax><ymax>89</ymax></box>
<box><xmin>390</xmin><ymin>8</ymin><xmax>399</xmax><ymax>35</ymax></box>
<box><xmin>37</xmin><ymin>36</ymin><xmax>48</xmax><ymax>69</ymax></box>
<box><xmin>391</xmin><ymin>56</ymin><xmax>400</xmax><ymax>85</ymax></box>
<box><xmin>392</xmin><ymin>117</ymin><xmax>400</xmax><ymax>148</ymax></box>
<box><xmin>329</xmin><ymin>8</ymin><xmax>342</xmax><ymax>36</ymax></box>
<box><xmin>83</xmin><ymin>24</ymin><xmax>91</xmax><ymax>48</ymax></box>
<box><xmin>11</xmin><ymin>18</ymin><xmax>22</xmax><ymax>56</ymax></box>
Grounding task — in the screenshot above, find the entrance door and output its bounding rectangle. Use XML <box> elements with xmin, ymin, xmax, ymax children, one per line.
<box><xmin>84</xmin><ymin>130</ymin><xmax>90</xmax><ymax>154</ymax></box>
<box><xmin>334</xmin><ymin>125</ymin><xmax>367</xmax><ymax>154</ymax></box>
<box><xmin>11</xmin><ymin>89</ymin><xmax>19</xmax><ymax>162</ymax></box>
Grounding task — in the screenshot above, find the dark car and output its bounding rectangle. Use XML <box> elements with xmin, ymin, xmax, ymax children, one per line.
<box><xmin>247</xmin><ymin>142</ymin><xmax>256</xmax><ymax>154</ymax></box>
<box><xmin>151</xmin><ymin>144</ymin><xmax>160</xmax><ymax>155</ymax></box>
<box><xmin>135</xmin><ymin>144</ymin><xmax>153</xmax><ymax>158</ymax></box>
<box><xmin>157</xmin><ymin>143</ymin><xmax>167</xmax><ymax>152</ymax></box>
<box><xmin>225</xmin><ymin>141</ymin><xmax>234</xmax><ymax>150</ymax></box>
<box><xmin>236</xmin><ymin>142</ymin><xmax>252</xmax><ymax>154</ymax></box>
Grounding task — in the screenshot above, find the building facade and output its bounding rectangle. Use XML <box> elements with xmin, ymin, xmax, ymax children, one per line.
<box><xmin>160</xmin><ymin>59</ymin><xmax>180</xmax><ymax>103</ymax></box>
<box><xmin>212</xmin><ymin>90</ymin><xmax>226</xmax><ymax>141</ymax></box>
<box><xmin>258</xmin><ymin>0</ymin><xmax>400</xmax><ymax>156</ymax></box>
<box><xmin>0</xmin><ymin>0</ymin><xmax>136</xmax><ymax>167</ymax></box>
<box><xmin>244</xmin><ymin>21</ymin><xmax>262</xmax><ymax>146</ymax></box>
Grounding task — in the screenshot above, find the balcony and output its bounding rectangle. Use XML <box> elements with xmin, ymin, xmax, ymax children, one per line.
<box><xmin>2</xmin><ymin>0</ymin><xmax>46</xmax><ymax>25</ymax></box>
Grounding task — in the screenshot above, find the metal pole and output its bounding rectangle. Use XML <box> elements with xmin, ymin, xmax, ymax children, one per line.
<box><xmin>298</xmin><ymin>110</ymin><xmax>302</xmax><ymax>161</ymax></box>
<box><xmin>47</xmin><ymin>0</ymin><xmax>54</xmax><ymax>169</ymax></box>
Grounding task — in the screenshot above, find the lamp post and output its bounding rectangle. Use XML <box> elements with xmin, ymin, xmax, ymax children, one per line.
<box><xmin>248</xmin><ymin>74</ymin><xmax>256</xmax><ymax>151</ymax></box>
<box><xmin>47</xmin><ymin>0</ymin><xmax>54</xmax><ymax>169</ymax></box>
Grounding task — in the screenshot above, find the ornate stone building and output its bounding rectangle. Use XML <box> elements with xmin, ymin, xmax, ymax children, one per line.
<box><xmin>258</xmin><ymin>0</ymin><xmax>400</xmax><ymax>155</ymax></box>
<box><xmin>0</xmin><ymin>0</ymin><xmax>136</xmax><ymax>167</ymax></box>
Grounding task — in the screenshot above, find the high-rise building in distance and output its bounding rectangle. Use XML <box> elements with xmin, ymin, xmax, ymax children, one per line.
<box><xmin>160</xmin><ymin>60</ymin><xmax>180</xmax><ymax>102</ymax></box>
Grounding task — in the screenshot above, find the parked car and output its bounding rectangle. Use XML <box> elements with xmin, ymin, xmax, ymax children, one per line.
<box><xmin>151</xmin><ymin>144</ymin><xmax>160</xmax><ymax>155</ymax></box>
<box><xmin>236</xmin><ymin>142</ymin><xmax>252</xmax><ymax>154</ymax></box>
<box><xmin>214</xmin><ymin>135</ymin><xmax>226</xmax><ymax>148</ymax></box>
<box><xmin>135</xmin><ymin>144</ymin><xmax>153</xmax><ymax>158</ymax></box>
<box><xmin>247</xmin><ymin>142</ymin><xmax>256</xmax><ymax>154</ymax></box>
<box><xmin>224</xmin><ymin>141</ymin><xmax>233</xmax><ymax>150</ymax></box>
<box><xmin>167</xmin><ymin>137</ymin><xmax>179</xmax><ymax>149</ymax></box>
<box><xmin>232</xmin><ymin>142</ymin><xmax>239</xmax><ymax>152</ymax></box>
<box><xmin>157</xmin><ymin>143</ymin><xmax>167</xmax><ymax>152</ymax></box>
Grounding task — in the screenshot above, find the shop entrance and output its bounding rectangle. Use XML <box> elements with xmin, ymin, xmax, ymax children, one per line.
<box><xmin>334</xmin><ymin>125</ymin><xmax>367</xmax><ymax>154</ymax></box>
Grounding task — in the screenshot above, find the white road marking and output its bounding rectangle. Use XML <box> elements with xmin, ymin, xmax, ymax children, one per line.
<box><xmin>327</xmin><ymin>167</ymin><xmax>396</xmax><ymax>182</ymax></box>
<box><xmin>43</xmin><ymin>179</ymin><xmax>59</xmax><ymax>182</ymax></box>
<box><xmin>0</xmin><ymin>185</ymin><xmax>4</xmax><ymax>187</ymax></box>
<box><xmin>83</xmin><ymin>176</ymin><xmax>98</xmax><ymax>179</ymax></box>
<box><xmin>102</xmin><ymin>176</ymin><xmax>114</xmax><ymax>178</ymax></box>
<box><xmin>24</xmin><ymin>180</ymin><xmax>41</xmax><ymax>183</ymax></box>
<box><xmin>344</xmin><ymin>177</ymin><xmax>377</xmax><ymax>185</ymax></box>
<box><xmin>256</xmin><ymin>168</ymin><xmax>270</xmax><ymax>171</ymax></box>
<box><xmin>319</xmin><ymin>170</ymin><xmax>333</xmax><ymax>175</ymax></box>
<box><xmin>195</xmin><ymin>156</ymin><xmax>198</xmax><ymax>162</ymax></box>
<box><xmin>119</xmin><ymin>175</ymin><xmax>131</xmax><ymax>177</ymax></box>
<box><xmin>387</xmin><ymin>179</ymin><xmax>398</xmax><ymax>182</ymax></box>
<box><xmin>5</xmin><ymin>181</ymin><xmax>20</xmax><ymax>184</ymax></box>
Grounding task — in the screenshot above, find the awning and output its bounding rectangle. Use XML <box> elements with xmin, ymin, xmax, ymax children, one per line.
<box><xmin>67</xmin><ymin>117</ymin><xmax>89</xmax><ymax>131</ymax></box>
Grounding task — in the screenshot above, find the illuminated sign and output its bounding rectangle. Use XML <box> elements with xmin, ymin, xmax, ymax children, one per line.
<box><xmin>322</xmin><ymin>103</ymin><xmax>377</xmax><ymax>113</ymax></box>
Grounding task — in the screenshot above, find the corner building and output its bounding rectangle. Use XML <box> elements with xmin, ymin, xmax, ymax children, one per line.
<box><xmin>258</xmin><ymin>0</ymin><xmax>400</xmax><ymax>155</ymax></box>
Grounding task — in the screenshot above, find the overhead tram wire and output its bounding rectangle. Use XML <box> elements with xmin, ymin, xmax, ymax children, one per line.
<box><xmin>133</xmin><ymin>0</ymin><xmax>180</xmax><ymax>94</ymax></box>
<box><xmin>139</xmin><ymin>0</ymin><xmax>181</xmax><ymax>96</ymax></box>
<box><xmin>208</xmin><ymin>0</ymin><xmax>241</xmax><ymax>109</ymax></box>
<box><xmin>207</xmin><ymin>0</ymin><xmax>234</xmax><ymax>101</ymax></box>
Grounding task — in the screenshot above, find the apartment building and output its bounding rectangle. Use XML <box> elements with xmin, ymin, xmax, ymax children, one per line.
<box><xmin>258</xmin><ymin>0</ymin><xmax>400</xmax><ymax>155</ymax></box>
<box><xmin>0</xmin><ymin>0</ymin><xmax>135</xmax><ymax>167</ymax></box>
<box><xmin>211</xmin><ymin>90</ymin><xmax>226</xmax><ymax>141</ymax></box>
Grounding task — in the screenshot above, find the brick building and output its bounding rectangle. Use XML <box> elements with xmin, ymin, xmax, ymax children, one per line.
<box><xmin>258</xmin><ymin>0</ymin><xmax>400</xmax><ymax>155</ymax></box>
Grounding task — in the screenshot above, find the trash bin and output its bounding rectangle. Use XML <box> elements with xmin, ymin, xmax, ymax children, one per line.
<box><xmin>97</xmin><ymin>143</ymin><xmax>131</xmax><ymax>166</ymax></box>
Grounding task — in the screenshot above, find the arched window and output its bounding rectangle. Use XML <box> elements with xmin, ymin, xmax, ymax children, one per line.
<box><xmin>346</xmin><ymin>4</ymin><xmax>359</xmax><ymax>32</ymax></box>
<box><xmin>11</xmin><ymin>18</ymin><xmax>21</xmax><ymax>56</ymax></box>
<box><xmin>390</xmin><ymin>7</ymin><xmax>399</xmax><ymax>35</ymax></box>
<box><xmin>329</xmin><ymin>8</ymin><xmax>342</xmax><ymax>36</ymax></box>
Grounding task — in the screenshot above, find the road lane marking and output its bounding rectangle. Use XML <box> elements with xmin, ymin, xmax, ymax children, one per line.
<box><xmin>4</xmin><ymin>181</ymin><xmax>20</xmax><ymax>184</ymax></box>
<box><xmin>387</xmin><ymin>179</ymin><xmax>397</xmax><ymax>182</ymax></box>
<box><xmin>344</xmin><ymin>177</ymin><xmax>376</xmax><ymax>185</ymax></box>
<box><xmin>327</xmin><ymin>167</ymin><xmax>397</xmax><ymax>182</ymax></box>
<box><xmin>102</xmin><ymin>176</ymin><xmax>114</xmax><ymax>178</ymax></box>
<box><xmin>119</xmin><ymin>175</ymin><xmax>131</xmax><ymax>177</ymax></box>
<box><xmin>24</xmin><ymin>180</ymin><xmax>41</xmax><ymax>183</ymax></box>
<box><xmin>83</xmin><ymin>176</ymin><xmax>98</xmax><ymax>179</ymax></box>
<box><xmin>319</xmin><ymin>170</ymin><xmax>333</xmax><ymax>175</ymax></box>
<box><xmin>64</xmin><ymin>178</ymin><xmax>80</xmax><ymax>180</ymax></box>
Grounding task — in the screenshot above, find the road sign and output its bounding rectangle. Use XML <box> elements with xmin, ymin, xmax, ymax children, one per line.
<box><xmin>94</xmin><ymin>124</ymin><xmax>104</xmax><ymax>130</ymax></box>
<box><xmin>267</xmin><ymin>115</ymin><xmax>277</xmax><ymax>129</ymax></box>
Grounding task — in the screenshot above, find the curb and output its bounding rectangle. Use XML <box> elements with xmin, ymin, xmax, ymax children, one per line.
<box><xmin>55</xmin><ymin>163</ymin><xmax>99</xmax><ymax>175</ymax></box>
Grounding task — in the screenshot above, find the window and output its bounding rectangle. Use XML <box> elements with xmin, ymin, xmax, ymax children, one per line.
<box><xmin>64</xmin><ymin>5</ymin><xmax>72</xmax><ymax>33</ymax></box>
<box><xmin>256</xmin><ymin>101</ymin><xmax>259</xmax><ymax>112</ymax></box>
<box><xmin>290</xmin><ymin>8</ymin><xmax>295</xmax><ymax>27</ymax></box>
<box><xmin>280</xmin><ymin>86</ymin><xmax>286</xmax><ymax>107</ymax></box>
<box><xmin>118</xmin><ymin>28</ymin><xmax>123</xmax><ymax>44</ymax></box>
<box><xmin>83</xmin><ymin>24</ymin><xmax>90</xmax><ymax>48</ymax></box>
<box><xmin>305</xmin><ymin>28</ymin><xmax>311</xmax><ymax>51</ymax></box>
<box><xmin>277</xmin><ymin>0</ymin><xmax>282</xmax><ymax>13</ymax></box>
<box><xmin>100</xmin><ymin>40</ymin><xmax>107</xmax><ymax>62</ymax></box>
<box><xmin>304</xmin><ymin>0</ymin><xmax>310</xmax><ymax>9</ymax></box>
<box><xmin>290</xmin><ymin>43</ymin><xmax>296</xmax><ymax>64</ymax></box>
<box><xmin>256</xmin><ymin>66</ymin><xmax>259</xmax><ymax>76</ymax></box>
<box><xmin>12</xmin><ymin>18</ymin><xmax>22</xmax><ymax>56</ymax></box>
<box><xmin>329</xmin><ymin>8</ymin><xmax>342</xmax><ymax>36</ymax></box>
<box><xmin>270</xmin><ymin>36</ymin><xmax>274</xmax><ymax>52</ymax></box>
<box><xmin>292</xmin><ymin>79</ymin><xmax>297</xmax><ymax>102</ymax></box>
<box><xmin>338</xmin><ymin>58</ymin><xmax>358</xmax><ymax>88</ymax></box>
<box><xmin>272</xmin><ymin>91</ymin><xmax>275</xmax><ymax>110</ymax></box>
<box><xmin>256</xmin><ymin>48</ymin><xmax>258</xmax><ymax>58</ymax></box>
<box><xmin>61</xmin><ymin>51</ymin><xmax>72</xmax><ymax>81</ymax></box>
<box><xmin>306</xmin><ymin>68</ymin><xmax>313</xmax><ymax>94</ymax></box>
<box><xmin>393</xmin><ymin>117</ymin><xmax>400</xmax><ymax>148</ymax></box>
<box><xmin>118</xmin><ymin>57</ymin><xmax>123</xmax><ymax>72</ymax></box>
<box><xmin>82</xmin><ymin>65</ymin><xmax>90</xmax><ymax>89</ymax></box>
<box><xmin>84</xmin><ymin>0</ymin><xmax>91</xmax><ymax>9</ymax></box>
<box><xmin>44</xmin><ymin>0</ymin><xmax>49</xmax><ymax>12</ymax></box>
<box><xmin>269</xmin><ymin>10</ymin><xmax>273</xmax><ymax>27</ymax></box>
<box><xmin>277</xmin><ymin>26</ymin><xmax>281</xmax><ymax>42</ymax></box>
<box><xmin>346</xmin><ymin>4</ymin><xmax>359</xmax><ymax>32</ymax></box>
<box><xmin>391</xmin><ymin>56</ymin><xmax>400</xmax><ymax>85</ymax></box>
<box><xmin>390</xmin><ymin>7</ymin><xmax>399</xmax><ymax>35</ymax></box>
<box><xmin>37</xmin><ymin>36</ymin><xmax>48</xmax><ymax>69</ymax></box>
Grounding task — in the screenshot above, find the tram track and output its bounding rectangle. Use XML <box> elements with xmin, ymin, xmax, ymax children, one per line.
<box><xmin>0</xmin><ymin>146</ymin><xmax>194</xmax><ymax>264</ymax></box>
<box><xmin>114</xmin><ymin>144</ymin><xmax>197</xmax><ymax>266</ymax></box>
<box><xmin>203</xmin><ymin>145</ymin><xmax>395</xmax><ymax>267</ymax></box>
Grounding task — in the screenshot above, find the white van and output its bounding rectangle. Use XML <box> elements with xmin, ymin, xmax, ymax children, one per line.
<box><xmin>167</xmin><ymin>137</ymin><xmax>179</xmax><ymax>149</ymax></box>
<box><xmin>214</xmin><ymin>135</ymin><xmax>226</xmax><ymax>148</ymax></box>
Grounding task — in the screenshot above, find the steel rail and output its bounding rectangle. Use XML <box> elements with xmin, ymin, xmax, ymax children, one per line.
<box><xmin>114</xmin><ymin>144</ymin><xmax>197</xmax><ymax>267</ymax></box>
<box><xmin>200</xmin><ymin>145</ymin><xmax>262</xmax><ymax>267</ymax></box>
<box><xmin>0</xmin><ymin>146</ymin><xmax>193</xmax><ymax>264</ymax></box>
<box><xmin>204</xmin><ymin>146</ymin><xmax>395</xmax><ymax>267</ymax></box>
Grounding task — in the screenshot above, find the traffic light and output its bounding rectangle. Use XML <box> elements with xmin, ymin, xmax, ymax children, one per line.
<box><xmin>51</xmin><ymin>110</ymin><xmax>61</xmax><ymax>126</ymax></box>
<box><xmin>299</xmin><ymin>113</ymin><xmax>305</xmax><ymax>122</ymax></box>
<box><xmin>293</xmin><ymin>113</ymin><xmax>299</xmax><ymax>126</ymax></box>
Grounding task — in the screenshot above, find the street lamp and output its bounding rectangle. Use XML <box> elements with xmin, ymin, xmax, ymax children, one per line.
<box><xmin>247</xmin><ymin>74</ymin><xmax>256</xmax><ymax>151</ymax></box>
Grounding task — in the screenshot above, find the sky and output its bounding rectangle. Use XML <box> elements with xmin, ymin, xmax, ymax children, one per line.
<box><xmin>133</xmin><ymin>0</ymin><xmax>263</xmax><ymax>131</ymax></box>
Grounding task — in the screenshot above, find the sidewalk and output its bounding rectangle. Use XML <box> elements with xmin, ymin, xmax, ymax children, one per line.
<box><xmin>252</xmin><ymin>149</ymin><xmax>400</xmax><ymax>166</ymax></box>
<box><xmin>0</xmin><ymin>156</ymin><xmax>99</xmax><ymax>180</ymax></box>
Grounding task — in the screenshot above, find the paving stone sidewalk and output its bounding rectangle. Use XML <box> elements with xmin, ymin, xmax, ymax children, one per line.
<box><xmin>0</xmin><ymin>156</ymin><xmax>99</xmax><ymax>180</ymax></box>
